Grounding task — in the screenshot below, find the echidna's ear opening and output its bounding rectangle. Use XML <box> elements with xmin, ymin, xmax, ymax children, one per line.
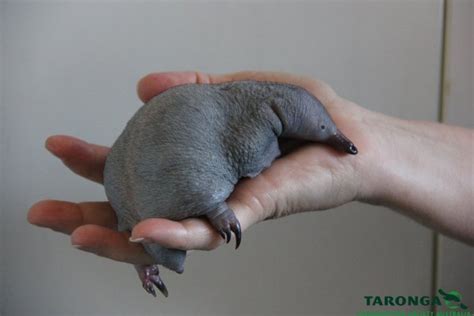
<box><xmin>328</xmin><ymin>130</ymin><xmax>358</xmax><ymax>155</ymax></box>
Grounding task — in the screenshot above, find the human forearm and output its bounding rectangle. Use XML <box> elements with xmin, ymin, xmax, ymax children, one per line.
<box><xmin>360</xmin><ymin>112</ymin><xmax>474</xmax><ymax>244</ymax></box>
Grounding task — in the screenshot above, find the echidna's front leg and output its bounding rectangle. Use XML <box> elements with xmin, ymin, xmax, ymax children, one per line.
<box><xmin>207</xmin><ymin>203</ymin><xmax>242</xmax><ymax>249</ymax></box>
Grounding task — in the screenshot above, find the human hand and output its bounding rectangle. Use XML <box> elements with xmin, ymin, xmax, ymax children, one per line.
<box><xmin>28</xmin><ymin>71</ymin><xmax>376</xmax><ymax>264</ymax></box>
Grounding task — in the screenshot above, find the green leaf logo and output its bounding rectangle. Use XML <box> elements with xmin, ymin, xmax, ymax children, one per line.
<box><xmin>438</xmin><ymin>289</ymin><xmax>468</xmax><ymax>310</ymax></box>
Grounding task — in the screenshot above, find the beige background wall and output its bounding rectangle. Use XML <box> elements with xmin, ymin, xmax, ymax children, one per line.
<box><xmin>0</xmin><ymin>1</ymin><xmax>470</xmax><ymax>315</ymax></box>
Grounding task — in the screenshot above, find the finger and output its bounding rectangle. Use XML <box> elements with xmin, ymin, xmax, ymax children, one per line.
<box><xmin>130</xmin><ymin>200</ymin><xmax>260</xmax><ymax>251</ymax></box>
<box><xmin>28</xmin><ymin>200</ymin><xmax>117</xmax><ymax>234</ymax></box>
<box><xmin>137</xmin><ymin>71</ymin><xmax>338</xmax><ymax>106</ymax></box>
<box><xmin>71</xmin><ymin>224</ymin><xmax>153</xmax><ymax>265</ymax></box>
<box><xmin>45</xmin><ymin>135</ymin><xmax>109</xmax><ymax>184</ymax></box>
<box><xmin>131</xmin><ymin>217</ymin><xmax>224</xmax><ymax>251</ymax></box>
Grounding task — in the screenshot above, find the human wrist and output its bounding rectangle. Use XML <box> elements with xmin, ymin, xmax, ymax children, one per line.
<box><xmin>355</xmin><ymin>113</ymin><xmax>438</xmax><ymax>210</ymax></box>
<box><xmin>351</xmin><ymin>108</ymin><xmax>405</xmax><ymax>206</ymax></box>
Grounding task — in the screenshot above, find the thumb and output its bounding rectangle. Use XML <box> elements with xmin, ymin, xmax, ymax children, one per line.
<box><xmin>129</xmin><ymin>192</ymin><xmax>265</xmax><ymax>251</ymax></box>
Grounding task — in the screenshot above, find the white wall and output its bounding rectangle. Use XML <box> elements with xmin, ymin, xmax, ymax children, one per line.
<box><xmin>2</xmin><ymin>1</ymin><xmax>445</xmax><ymax>315</ymax></box>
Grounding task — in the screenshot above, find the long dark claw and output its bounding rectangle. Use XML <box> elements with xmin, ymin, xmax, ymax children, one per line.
<box><xmin>207</xmin><ymin>204</ymin><xmax>243</xmax><ymax>249</ymax></box>
<box><xmin>143</xmin><ymin>282</ymin><xmax>157</xmax><ymax>297</ymax></box>
<box><xmin>150</xmin><ymin>275</ymin><xmax>169</xmax><ymax>298</ymax></box>
<box><xmin>224</xmin><ymin>228</ymin><xmax>231</xmax><ymax>243</ymax></box>
<box><xmin>231</xmin><ymin>221</ymin><xmax>242</xmax><ymax>249</ymax></box>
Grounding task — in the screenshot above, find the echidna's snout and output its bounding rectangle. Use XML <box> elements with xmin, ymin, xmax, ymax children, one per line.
<box><xmin>327</xmin><ymin>130</ymin><xmax>358</xmax><ymax>155</ymax></box>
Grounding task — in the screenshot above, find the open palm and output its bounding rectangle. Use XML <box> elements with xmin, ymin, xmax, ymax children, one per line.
<box><xmin>28</xmin><ymin>71</ymin><xmax>369</xmax><ymax>265</ymax></box>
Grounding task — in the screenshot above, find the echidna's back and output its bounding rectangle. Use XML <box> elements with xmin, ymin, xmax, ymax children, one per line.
<box><xmin>104</xmin><ymin>85</ymin><xmax>236</xmax><ymax>230</ymax></box>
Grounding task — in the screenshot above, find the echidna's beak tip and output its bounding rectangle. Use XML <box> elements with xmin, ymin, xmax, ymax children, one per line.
<box><xmin>328</xmin><ymin>130</ymin><xmax>358</xmax><ymax>155</ymax></box>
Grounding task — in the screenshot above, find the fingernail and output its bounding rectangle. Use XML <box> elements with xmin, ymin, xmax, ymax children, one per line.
<box><xmin>45</xmin><ymin>138</ymin><xmax>59</xmax><ymax>154</ymax></box>
<box><xmin>129</xmin><ymin>237</ymin><xmax>145</xmax><ymax>243</ymax></box>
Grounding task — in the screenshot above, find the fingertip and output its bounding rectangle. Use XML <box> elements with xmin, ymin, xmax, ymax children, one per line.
<box><xmin>43</xmin><ymin>135</ymin><xmax>109</xmax><ymax>183</ymax></box>
<box><xmin>71</xmin><ymin>224</ymin><xmax>118</xmax><ymax>248</ymax></box>
<box><xmin>136</xmin><ymin>73</ymin><xmax>162</xmax><ymax>103</ymax></box>
<box><xmin>44</xmin><ymin>135</ymin><xmax>87</xmax><ymax>159</ymax></box>
<box><xmin>44</xmin><ymin>135</ymin><xmax>58</xmax><ymax>152</ymax></box>
<box><xmin>70</xmin><ymin>224</ymin><xmax>111</xmax><ymax>250</ymax></box>
<box><xmin>137</xmin><ymin>71</ymin><xmax>214</xmax><ymax>103</ymax></box>
<box><xmin>27</xmin><ymin>200</ymin><xmax>47</xmax><ymax>226</ymax></box>
<box><xmin>45</xmin><ymin>135</ymin><xmax>67</xmax><ymax>157</ymax></box>
<box><xmin>70</xmin><ymin>224</ymin><xmax>153</xmax><ymax>264</ymax></box>
<box><xmin>28</xmin><ymin>199</ymin><xmax>67</xmax><ymax>226</ymax></box>
<box><xmin>137</xmin><ymin>72</ymin><xmax>185</xmax><ymax>103</ymax></box>
<box><xmin>70</xmin><ymin>224</ymin><xmax>97</xmax><ymax>247</ymax></box>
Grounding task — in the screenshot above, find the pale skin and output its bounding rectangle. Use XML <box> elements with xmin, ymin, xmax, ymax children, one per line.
<box><xmin>28</xmin><ymin>71</ymin><xmax>474</xmax><ymax>268</ymax></box>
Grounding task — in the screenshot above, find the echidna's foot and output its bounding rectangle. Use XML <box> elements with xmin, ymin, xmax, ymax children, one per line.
<box><xmin>134</xmin><ymin>264</ymin><xmax>168</xmax><ymax>298</ymax></box>
<box><xmin>207</xmin><ymin>203</ymin><xmax>242</xmax><ymax>249</ymax></box>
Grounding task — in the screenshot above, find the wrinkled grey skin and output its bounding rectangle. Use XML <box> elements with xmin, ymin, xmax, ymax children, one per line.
<box><xmin>103</xmin><ymin>80</ymin><xmax>357</xmax><ymax>297</ymax></box>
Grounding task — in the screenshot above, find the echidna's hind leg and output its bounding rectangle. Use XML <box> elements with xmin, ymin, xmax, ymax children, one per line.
<box><xmin>134</xmin><ymin>264</ymin><xmax>168</xmax><ymax>298</ymax></box>
<box><xmin>206</xmin><ymin>203</ymin><xmax>242</xmax><ymax>249</ymax></box>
